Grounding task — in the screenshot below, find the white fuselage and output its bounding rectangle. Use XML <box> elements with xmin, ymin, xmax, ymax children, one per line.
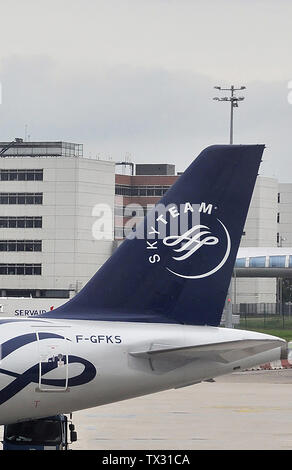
<box><xmin>0</xmin><ymin>318</ymin><xmax>284</xmax><ymax>425</ymax></box>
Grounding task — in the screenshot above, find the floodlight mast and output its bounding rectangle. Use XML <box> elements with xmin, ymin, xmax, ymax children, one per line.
<box><xmin>213</xmin><ymin>85</ymin><xmax>246</xmax><ymax>144</ymax></box>
<box><xmin>213</xmin><ymin>85</ymin><xmax>246</xmax><ymax>328</ymax></box>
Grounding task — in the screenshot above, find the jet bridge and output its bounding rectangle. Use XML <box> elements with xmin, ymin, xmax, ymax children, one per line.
<box><xmin>235</xmin><ymin>248</ymin><xmax>292</xmax><ymax>278</ymax></box>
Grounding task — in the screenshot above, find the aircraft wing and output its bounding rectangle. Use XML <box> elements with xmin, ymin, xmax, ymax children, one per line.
<box><xmin>129</xmin><ymin>338</ymin><xmax>286</xmax><ymax>370</ymax></box>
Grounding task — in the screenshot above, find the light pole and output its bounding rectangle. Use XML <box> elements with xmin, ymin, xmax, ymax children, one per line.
<box><xmin>213</xmin><ymin>85</ymin><xmax>246</xmax><ymax>144</ymax></box>
<box><xmin>213</xmin><ymin>85</ymin><xmax>246</xmax><ymax>328</ymax></box>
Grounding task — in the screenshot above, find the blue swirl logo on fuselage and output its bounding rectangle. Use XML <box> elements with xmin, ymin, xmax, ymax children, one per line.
<box><xmin>0</xmin><ymin>333</ymin><xmax>96</xmax><ymax>406</ymax></box>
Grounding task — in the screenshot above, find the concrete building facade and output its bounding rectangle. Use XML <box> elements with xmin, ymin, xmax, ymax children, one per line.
<box><xmin>278</xmin><ymin>183</ymin><xmax>292</xmax><ymax>247</ymax></box>
<box><xmin>235</xmin><ymin>176</ymin><xmax>279</xmax><ymax>304</ymax></box>
<box><xmin>0</xmin><ymin>141</ymin><xmax>115</xmax><ymax>301</ymax></box>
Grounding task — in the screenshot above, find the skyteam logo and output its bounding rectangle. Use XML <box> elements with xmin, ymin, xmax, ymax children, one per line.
<box><xmin>146</xmin><ymin>201</ymin><xmax>231</xmax><ymax>279</ymax></box>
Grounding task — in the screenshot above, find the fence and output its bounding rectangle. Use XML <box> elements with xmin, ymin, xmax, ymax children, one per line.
<box><xmin>233</xmin><ymin>302</ymin><xmax>292</xmax><ymax>330</ymax></box>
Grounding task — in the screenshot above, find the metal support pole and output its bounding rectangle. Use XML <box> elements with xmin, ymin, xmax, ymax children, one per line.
<box><xmin>226</xmin><ymin>286</ymin><xmax>233</xmax><ymax>328</ymax></box>
<box><xmin>213</xmin><ymin>84</ymin><xmax>246</xmax><ymax>146</ymax></box>
<box><xmin>213</xmin><ymin>85</ymin><xmax>246</xmax><ymax>327</ymax></box>
<box><xmin>230</xmin><ymin>86</ymin><xmax>234</xmax><ymax>144</ymax></box>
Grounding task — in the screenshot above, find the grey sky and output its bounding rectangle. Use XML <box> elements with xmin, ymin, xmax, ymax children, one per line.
<box><xmin>0</xmin><ymin>0</ymin><xmax>292</xmax><ymax>180</ymax></box>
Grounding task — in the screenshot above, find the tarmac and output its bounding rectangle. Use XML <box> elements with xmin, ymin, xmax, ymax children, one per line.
<box><xmin>1</xmin><ymin>369</ymin><xmax>292</xmax><ymax>451</ymax></box>
<box><xmin>70</xmin><ymin>369</ymin><xmax>292</xmax><ymax>451</ymax></box>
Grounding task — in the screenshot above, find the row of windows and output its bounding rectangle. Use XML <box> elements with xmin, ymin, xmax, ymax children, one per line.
<box><xmin>0</xmin><ymin>217</ymin><xmax>42</xmax><ymax>228</ymax></box>
<box><xmin>0</xmin><ymin>240</ymin><xmax>42</xmax><ymax>252</ymax></box>
<box><xmin>0</xmin><ymin>289</ymin><xmax>69</xmax><ymax>298</ymax></box>
<box><xmin>0</xmin><ymin>169</ymin><xmax>43</xmax><ymax>181</ymax></box>
<box><xmin>115</xmin><ymin>185</ymin><xmax>170</xmax><ymax>197</ymax></box>
<box><xmin>114</xmin><ymin>205</ymin><xmax>154</xmax><ymax>218</ymax></box>
<box><xmin>0</xmin><ymin>264</ymin><xmax>41</xmax><ymax>275</ymax></box>
<box><xmin>0</xmin><ymin>193</ymin><xmax>43</xmax><ymax>204</ymax></box>
<box><xmin>235</xmin><ymin>255</ymin><xmax>292</xmax><ymax>268</ymax></box>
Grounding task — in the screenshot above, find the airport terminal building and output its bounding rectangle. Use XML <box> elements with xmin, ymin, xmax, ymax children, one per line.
<box><xmin>0</xmin><ymin>141</ymin><xmax>115</xmax><ymax>313</ymax></box>
<box><xmin>0</xmin><ymin>139</ymin><xmax>291</xmax><ymax>316</ymax></box>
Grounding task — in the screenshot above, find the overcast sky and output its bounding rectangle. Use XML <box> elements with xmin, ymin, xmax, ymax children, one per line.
<box><xmin>0</xmin><ymin>0</ymin><xmax>292</xmax><ymax>180</ymax></box>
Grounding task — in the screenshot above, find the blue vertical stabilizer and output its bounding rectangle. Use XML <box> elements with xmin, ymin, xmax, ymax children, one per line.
<box><xmin>41</xmin><ymin>144</ymin><xmax>264</xmax><ymax>325</ymax></box>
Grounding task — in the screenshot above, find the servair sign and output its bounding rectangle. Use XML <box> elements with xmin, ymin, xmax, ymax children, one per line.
<box><xmin>0</xmin><ymin>298</ymin><xmax>66</xmax><ymax>317</ymax></box>
<box><xmin>15</xmin><ymin>306</ymin><xmax>54</xmax><ymax>316</ymax></box>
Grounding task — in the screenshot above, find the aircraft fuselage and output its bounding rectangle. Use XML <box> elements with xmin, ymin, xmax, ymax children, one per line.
<box><xmin>0</xmin><ymin>318</ymin><xmax>283</xmax><ymax>425</ymax></box>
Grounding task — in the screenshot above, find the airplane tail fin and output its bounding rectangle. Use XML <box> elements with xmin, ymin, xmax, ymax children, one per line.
<box><xmin>41</xmin><ymin>144</ymin><xmax>264</xmax><ymax>326</ymax></box>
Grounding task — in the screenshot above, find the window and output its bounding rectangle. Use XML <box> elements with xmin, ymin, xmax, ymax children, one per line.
<box><xmin>27</xmin><ymin>217</ymin><xmax>42</xmax><ymax>228</ymax></box>
<box><xmin>154</xmin><ymin>188</ymin><xmax>163</xmax><ymax>196</ymax></box>
<box><xmin>0</xmin><ymin>169</ymin><xmax>43</xmax><ymax>181</ymax></box>
<box><xmin>146</xmin><ymin>187</ymin><xmax>154</xmax><ymax>196</ymax></box>
<box><xmin>0</xmin><ymin>193</ymin><xmax>43</xmax><ymax>204</ymax></box>
<box><xmin>0</xmin><ymin>264</ymin><xmax>42</xmax><ymax>275</ymax></box>
<box><xmin>9</xmin><ymin>170</ymin><xmax>17</xmax><ymax>181</ymax></box>
<box><xmin>235</xmin><ymin>258</ymin><xmax>246</xmax><ymax>267</ymax></box>
<box><xmin>18</xmin><ymin>193</ymin><xmax>25</xmax><ymax>204</ymax></box>
<box><xmin>249</xmin><ymin>256</ymin><xmax>266</xmax><ymax>267</ymax></box>
<box><xmin>1</xmin><ymin>170</ymin><xmax>8</xmax><ymax>180</ymax></box>
<box><xmin>16</xmin><ymin>265</ymin><xmax>25</xmax><ymax>275</ymax></box>
<box><xmin>269</xmin><ymin>256</ymin><xmax>286</xmax><ymax>267</ymax></box>
<box><xmin>115</xmin><ymin>185</ymin><xmax>171</xmax><ymax>197</ymax></box>
<box><xmin>0</xmin><ymin>194</ymin><xmax>8</xmax><ymax>204</ymax></box>
<box><xmin>115</xmin><ymin>185</ymin><xmax>132</xmax><ymax>196</ymax></box>
<box><xmin>4</xmin><ymin>419</ymin><xmax>62</xmax><ymax>446</ymax></box>
<box><xmin>34</xmin><ymin>170</ymin><xmax>43</xmax><ymax>181</ymax></box>
<box><xmin>0</xmin><ymin>240</ymin><xmax>42</xmax><ymax>252</ymax></box>
<box><xmin>0</xmin><ymin>217</ymin><xmax>42</xmax><ymax>228</ymax></box>
<box><xmin>2</xmin><ymin>289</ymin><xmax>69</xmax><ymax>298</ymax></box>
<box><xmin>131</xmin><ymin>187</ymin><xmax>138</xmax><ymax>196</ymax></box>
<box><xmin>139</xmin><ymin>188</ymin><xmax>146</xmax><ymax>196</ymax></box>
